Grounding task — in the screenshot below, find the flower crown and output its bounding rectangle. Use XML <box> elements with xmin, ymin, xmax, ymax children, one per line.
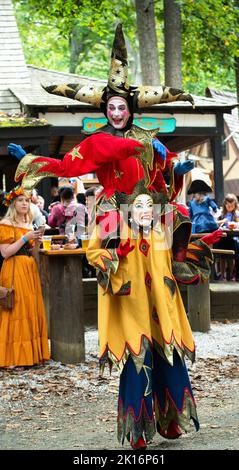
<box><xmin>3</xmin><ymin>186</ymin><xmax>25</xmax><ymax>207</ymax></box>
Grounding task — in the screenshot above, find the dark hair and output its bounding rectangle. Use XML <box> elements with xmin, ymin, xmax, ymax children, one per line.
<box><xmin>85</xmin><ymin>187</ymin><xmax>96</xmax><ymax>197</ymax></box>
<box><xmin>59</xmin><ymin>186</ymin><xmax>74</xmax><ymax>201</ymax></box>
<box><xmin>76</xmin><ymin>193</ymin><xmax>86</xmax><ymax>205</ymax></box>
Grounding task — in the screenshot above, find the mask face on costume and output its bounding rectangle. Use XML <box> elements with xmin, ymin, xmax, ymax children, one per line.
<box><xmin>106</xmin><ymin>97</ymin><xmax>130</xmax><ymax>129</ymax></box>
<box><xmin>132</xmin><ymin>194</ymin><xmax>153</xmax><ymax>227</ymax></box>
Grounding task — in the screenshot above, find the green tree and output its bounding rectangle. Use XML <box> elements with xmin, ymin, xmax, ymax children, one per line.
<box><xmin>180</xmin><ymin>0</ymin><xmax>239</xmax><ymax>95</ymax></box>
<box><xmin>13</xmin><ymin>0</ymin><xmax>138</xmax><ymax>78</ymax></box>
<box><xmin>13</xmin><ymin>0</ymin><xmax>239</xmax><ymax>97</ymax></box>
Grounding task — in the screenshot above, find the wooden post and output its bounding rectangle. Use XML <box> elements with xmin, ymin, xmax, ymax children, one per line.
<box><xmin>41</xmin><ymin>252</ymin><xmax>85</xmax><ymax>363</ymax></box>
<box><xmin>39</xmin><ymin>253</ymin><xmax>50</xmax><ymax>333</ymax></box>
<box><xmin>187</xmin><ymin>280</ymin><xmax>210</xmax><ymax>332</ymax></box>
<box><xmin>211</xmin><ymin>113</ymin><xmax>224</xmax><ymax>206</ymax></box>
<box><xmin>38</xmin><ymin>141</ymin><xmax>52</xmax><ymax>209</ymax></box>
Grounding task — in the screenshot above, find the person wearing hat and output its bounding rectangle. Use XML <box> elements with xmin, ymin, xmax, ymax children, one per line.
<box><xmin>11</xmin><ymin>24</ymin><xmax>194</xmax><ymax>206</ymax></box>
<box><xmin>188</xmin><ymin>192</ymin><xmax>219</xmax><ymax>234</ymax></box>
<box><xmin>187</xmin><ymin>169</ymin><xmax>219</xmax><ymax>234</ymax></box>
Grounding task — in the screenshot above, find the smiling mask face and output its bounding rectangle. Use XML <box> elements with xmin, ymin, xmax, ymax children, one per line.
<box><xmin>131</xmin><ymin>194</ymin><xmax>153</xmax><ymax>227</ymax></box>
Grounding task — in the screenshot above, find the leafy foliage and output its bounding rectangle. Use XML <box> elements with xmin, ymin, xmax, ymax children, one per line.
<box><xmin>13</xmin><ymin>0</ymin><xmax>138</xmax><ymax>79</ymax></box>
<box><xmin>12</xmin><ymin>0</ymin><xmax>239</xmax><ymax>94</ymax></box>
<box><xmin>180</xmin><ymin>0</ymin><xmax>239</xmax><ymax>93</ymax></box>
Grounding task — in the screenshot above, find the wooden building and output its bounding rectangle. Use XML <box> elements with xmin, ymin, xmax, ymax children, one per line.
<box><xmin>187</xmin><ymin>88</ymin><xmax>239</xmax><ymax>201</ymax></box>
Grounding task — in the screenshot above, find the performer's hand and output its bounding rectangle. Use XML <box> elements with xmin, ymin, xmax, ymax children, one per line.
<box><xmin>152</xmin><ymin>138</ymin><xmax>166</xmax><ymax>160</ymax></box>
<box><xmin>116</xmin><ymin>238</ymin><xmax>135</xmax><ymax>258</ymax></box>
<box><xmin>174</xmin><ymin>160</ymin><xmax>194</xmax><ymax>175</ymax></box>
<box><xmin>8</xmin><ymin>143</ymin><xmax>26</xmax><ymax>160</ymax></box>
<box><xmin>201</xmin><ymin>229</ymin><xmax>223</xmax><ymax>245</ymax></box>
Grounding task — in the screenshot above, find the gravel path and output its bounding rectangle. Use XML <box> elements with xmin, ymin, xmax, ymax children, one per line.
<box><xmin>0</xmin><ymin>321</ymin><xmax>238</xmax><ymax>451</ymax></box>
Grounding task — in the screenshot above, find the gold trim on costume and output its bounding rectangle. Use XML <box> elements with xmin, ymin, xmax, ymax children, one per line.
<box><xmin>154</xmin><ymin>389</ymin><xmax>199</xmax><ymax>434</ymax></box>
<box><xmin>69</xmin><ymin>147</ymin><xmax>84</xmax><ymax>161</ymax></box>
<box><xmin>15</xmin><ymin>154</ymin><xmax>58</xmax><ymax>194</ymax></box>
<box><xmin>101</xmin><ymin>333</ymin><xmax>195</xmax><ymax>374</ymax></box>
<box><xmin>125</xmin><ymin>125</ymin><xmax>159</xmax><ymax>187</ymax></box>
<box><xmin>117</xmin><ymin>402</ymin><xmax>156</xmax><ymax>445</ymax></box>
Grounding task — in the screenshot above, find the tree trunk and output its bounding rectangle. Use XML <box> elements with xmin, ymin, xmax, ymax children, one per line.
<box><xmin>69</xmin><ymin>23</ymin><xmax>84</xmax><ymax>74</ymax></box>
<box><xmin>135</xmin><ymin>0</ymin><xmax>160</xmax><ymax>85</ymax></box>
<box><xmin>235</xmin><ymin>0</ymin><xmax>239</xmax><ymax>107</ymax></box>
<box><xmin>164</xmin><ymin>0</ymin><xmax>182</xmax><ymax>88</ymax></box>
<box><xmin>235</xmin><ymin>56</ymin><xmax>239</xmax><ymax>107</ymax></box>
<box><xmin>126</xmin><ymin>38</ymin><xmax>141</xmax><ymax>84</ymax></box>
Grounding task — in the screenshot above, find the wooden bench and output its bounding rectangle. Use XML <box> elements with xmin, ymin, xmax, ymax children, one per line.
<box><xmin>210</xmin><ymin>282</ymin><xmax>239</xmax><ymax>320</ymax></box>
<box><xmin>187</xmin><ymin>248</ymin><xmax>235</xmax><ymax>332</ymax></box>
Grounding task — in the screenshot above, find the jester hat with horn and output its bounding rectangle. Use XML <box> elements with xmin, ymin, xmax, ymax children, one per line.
<box><xmin>14</xmin><ymin>24</ymin><xmax>194</xmax><ymax>195</ymax></box>
<box><xmin>43</xmin><ymin>24</ymin><xmax>194</xmax><ymax>112</ymax></box>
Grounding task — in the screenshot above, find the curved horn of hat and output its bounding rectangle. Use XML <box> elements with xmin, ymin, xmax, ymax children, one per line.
<box><xmin>107</xmin><ymin>23</ymin><xmax>129</xmax><ymax>95</ymax></box>
<box><xmin>42</xmin><ymin>82</ymin><xmax>105</xmax><ymax>108</ymax></box>
<box><xmin>136</xmin><ymin>85</ymin><xmax>195</xmax><ymax>108</ymax></box>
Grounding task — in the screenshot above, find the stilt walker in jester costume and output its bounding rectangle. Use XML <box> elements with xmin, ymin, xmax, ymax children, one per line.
<box><xmin>86</xmin><ymin>180</ymin><xmax>222</xmax><ymax>449</ymax></box>
<box><xmin>9</xmin><ymin>23</ymin><xmax>223</xmax><ymax>449</ymax></box>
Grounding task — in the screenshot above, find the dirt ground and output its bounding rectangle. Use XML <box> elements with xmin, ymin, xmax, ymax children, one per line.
<box><xmin>0</xmin><ymin>326</ymin><xmax>238</xmax><ymax>452</ymax></box>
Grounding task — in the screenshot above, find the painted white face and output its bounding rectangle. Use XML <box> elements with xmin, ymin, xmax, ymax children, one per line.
<box><xmin>106</xmin><ymin>96</ymin><xmax>130</xmax><ymax>129</ymax></box>
<box><xmin>132</xmin><ymin>194</ymin><xmax>153</xmax><ymax>227</ymax></box>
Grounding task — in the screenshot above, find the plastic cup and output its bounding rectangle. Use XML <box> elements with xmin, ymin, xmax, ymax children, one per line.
<box><xmin>65</xmin><ymin>224</ymin><xmax>76</xmax><ymax>242</ymax></box>
<box><xmin>81</xmin><ymin>235</ymin><xmax>89</xmax><ymax>250</ymax></box>
<box><xmin>42</xmin><ymin>236</ymin><xmax>52</xmax><ymax>250</ymax></box>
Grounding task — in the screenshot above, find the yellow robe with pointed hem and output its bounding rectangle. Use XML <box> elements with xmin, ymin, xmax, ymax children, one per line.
<box><xmin>0</xmin><ymin>224</ymin><xmax>50</xmax><ymax>367</ymax></box>
<box><xmin>87</xmin><ymin>224</ymin><xmax>195</xmax><ymax>365</ymax></box>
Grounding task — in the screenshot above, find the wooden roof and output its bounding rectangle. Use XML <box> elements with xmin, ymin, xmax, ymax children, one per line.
<box><xmin>206</xmin><ymin>88</ymin><xmax>239</xmax><ymax>151</ymax></box>
<box><xmin>0</xmin><ymin>0</ymin><xmax>31</xmax><ymax>113</ymax></box>
<box><xmin>7</xmin><ymin>65</ymin><xmax>237</xmax><ymax>115</ymax></box>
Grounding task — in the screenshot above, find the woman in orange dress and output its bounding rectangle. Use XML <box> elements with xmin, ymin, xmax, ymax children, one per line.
<box><xmin>0</xmin><ymin>187</ymin><xmax>50</xmax><ymax>368</ymax></box>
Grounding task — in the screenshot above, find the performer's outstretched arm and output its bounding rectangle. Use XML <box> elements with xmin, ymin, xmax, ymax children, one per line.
<box><xmin>14</xmin><ymin>133</ymin><xmax>145</xmax><ymax>192</ymax></box>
